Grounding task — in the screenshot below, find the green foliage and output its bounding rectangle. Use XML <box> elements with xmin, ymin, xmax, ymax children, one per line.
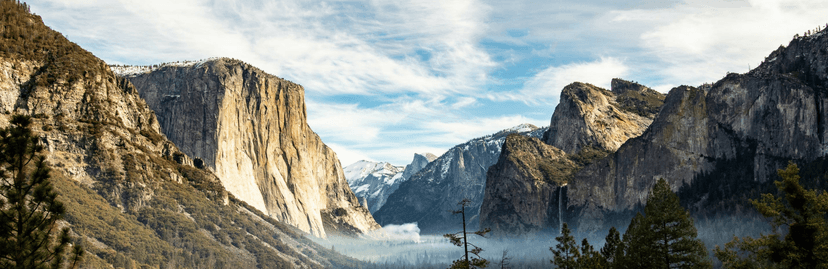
<box><xmin>615</xmin><ymin>87</ymin><xmax>665</xmax><ymax>118</ymax></box>
<box><xmin>445</xmin><ymin>199</ymin><xmax>490</xmax><ymax>269</ymax></box>
<box><xmin>618</xmin><ymin>179</ymin><xmax>711</xmax><ymax>268</ymax></box>
<box><xmin>600</xmin><ymin>227</ymin><xmax>621</xmax><ymax>266</ymax></box>
<box><xmin>568</xmin><ymin>146</ymin><xmax>612</xmax><ymax>168</ymax></box>
<box><xmin>0</xmin><ymin>0</ymin><xmax>104</xmax><ymax>87</ymax></box>
<box><xmin>715</xmin><ymin>163</ymin><xmax>828</xmax><ymax>268</ymax></box>
<box><xmin>0</xmin><ymin>115</ymin><xmax>82</xmax><ymax>269</ymax></box>
<box><xmin>578</xmin><ymin>238</ymin><xmax>606</xmax><ymax>268</ymax></box>
<box><xmin>551</xmin><ymin>223</ymin><xmax>609</xmax><ymax>269</ymax></box>
<box><xmin>550</xmin><ymin>223</ymin><xmax>580</xmax><ymax>269</ymax></box>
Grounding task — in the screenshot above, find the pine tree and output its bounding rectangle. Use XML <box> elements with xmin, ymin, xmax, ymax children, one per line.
<box><xmin>444</xmin><ymin>198</ymin><xmax>490</xmax><ymax>269</ymax></box>
<box><xmin>715</xmin><ymin>163</ymin><xmax>828</xmax><ymax>268</ymax></box>
<box><xmin>618</xmin><ymin>213</ymin><xmax>653</xmax><ymax>268</ymax></box>
<box><xmin>578</xmin><ymin>238</ymin><xmax>606</xmax><ymax>268</ymax></box>
<box><xmin>600</xmin><ymin>227</ymin><xmax>622</xmax><ymax>266</ymax></box>
<box><xmin>0</xmin><ymin>115</ymin><xmax>82</xmax><ymax>269</ymax></box>
<box><xmin>621</xmin><ymin>178</ymin><xmax>711</xmax><ymax>268</ymax></box>
<box><xmin>551</xmin><ymin>222</ymin><xmax>580</xmax><ymax>269</ymax></box>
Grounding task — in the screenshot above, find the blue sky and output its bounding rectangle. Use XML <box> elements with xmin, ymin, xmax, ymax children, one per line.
<box><xmin>29</xmin><ymin>0</ymin><xmax>828</xmax><ymax>165</ymax></box>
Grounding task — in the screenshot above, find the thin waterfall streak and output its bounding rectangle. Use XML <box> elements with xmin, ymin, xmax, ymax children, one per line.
<box><xmin>558</xmin><ymin>186</ymin><xmax>563</xmax><ymax>234</ymax></box>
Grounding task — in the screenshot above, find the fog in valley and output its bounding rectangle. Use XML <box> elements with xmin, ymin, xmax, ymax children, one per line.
<box><xmin>307</xmin><ymin>217</ymin><xmax>772</xmax><ymax>268</ymax></box>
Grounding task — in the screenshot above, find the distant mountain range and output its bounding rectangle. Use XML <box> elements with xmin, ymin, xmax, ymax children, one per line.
<box><xmin>372</xmin><ymin>124</ymin><xmax>546</xmax><ymax>234</ymax></box>
<box><xmin>344</xmin><ymin>153</ymin><xmax>437</xmax><ymax>213</ymax></box>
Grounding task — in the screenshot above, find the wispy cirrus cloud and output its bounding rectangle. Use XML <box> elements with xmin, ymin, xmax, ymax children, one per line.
<box><xmin>488</xmin><ymin>57</ymin><xmax>629</xmax><ymax>104</ymax></box>
<box><xmin>28</xmin><ymin>0</ymin><xmax>828</xmax><ymax>166</ymax></box>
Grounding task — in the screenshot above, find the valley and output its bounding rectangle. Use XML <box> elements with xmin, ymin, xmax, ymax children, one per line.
<box><xmin>2</xmin><ymin>0</ymin><xmax>828</xmax><ymax>268</ymax></box>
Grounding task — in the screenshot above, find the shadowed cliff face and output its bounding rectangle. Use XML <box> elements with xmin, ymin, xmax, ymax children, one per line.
<box><xmin>119</xmin><ymin>59</ymin><xmax>380</xmax><ymax>238</ymax></box>
<box><xmin>481</xmin><ymin>80</ymin><xmax>663</xmax><ymax>236</ymax></box>
<box><xmin>479</xmin><ymin>134</ymin><xmax>573</xmax><ymax>237</ymax></box>
<box><xmin>567</xmin><ymin>29</ymin><xmax>828</xmax><ymax>233</ymax></box>
<box><xmin>373</xmin><ymin>124</ymin><xmax>546</xmax><ymax>234</ymax></box>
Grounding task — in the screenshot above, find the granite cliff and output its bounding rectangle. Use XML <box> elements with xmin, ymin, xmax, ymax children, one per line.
<box><xmin>544</xmin><ymin>80</ymin><xmax>663</xmax><ymax>154</ymax></box>
<box><xmin>479</xmin><ymin>134</ymin><xmax>573</xmax><ymax>237</ymax></box>
<box><xmin>114</xmin><ymin>59</ymin><xmax>380</xmax><ymax>238</ymax></box>
<box><xmin>566</xmin><ymin>29</ymin><xmax>828</xmax><ymax>233</ymax></box>
<box><xmin>373</xmin><ymin>124</ymin><xmax>546</xmax><ymax>234</ymax></box>
<box><xmin>0</xmin><ymin>1</ymin><xmax>361</xmax><ymax>267</ymax></box>
<box><xmin>481</xmin><ymin>80</ymin><xmax>664</xmax><ymax>236</ymax></box>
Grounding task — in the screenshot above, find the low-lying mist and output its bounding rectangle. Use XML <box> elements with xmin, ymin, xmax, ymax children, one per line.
<box><xmin>308</xmin><ymin>216</ymin><xmax>772</xmax><ymax>268</ymax></box>
<box><xmin>310</xmin><ymin>223</ymin><xmax>596</xmax><ymax>268</ymax></box>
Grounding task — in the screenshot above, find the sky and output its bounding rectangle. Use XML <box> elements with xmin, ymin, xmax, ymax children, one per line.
<box><xmin>29</xmin><ymin>0</ymin><xmax>828</xmax><ymax>166</ymax></box>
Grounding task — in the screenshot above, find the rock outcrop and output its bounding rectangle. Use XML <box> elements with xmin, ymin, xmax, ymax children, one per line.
<box><xmin>0</xmin><ymin>2</ymin><xmax>360</xmax><ymax>267</ymax></box>
<box><xmin>544</xmin><ymin>80</ymin><xmax>663</xmax><ymax>154</ymax></box>
<box><xmin>479</xmin><ymin>134</ymin><xmax>574</xmax><ymax>237</ymax></box>
<box><xmin>344</xmin><ymin>153</ymin><xmax>437</xmax><ymax>213</ymax></box>
<box><xmin>116</xmin><ymin>59</ymin><xmax>380</xmax><ymax>238</ymax></box>
<box><xmin>401</xmin><ymin>153</ymin><xmax>438</xmax><ymax>180</ymax></box>
<box><xmin>481</xmin><ymin>80</ymin><xmax>664</xmax><ymax>236</ymax></box>
<box><xmin>373</xmin><ymin>124</ymin><xmax>546</xmax><ymax>234</ymax></box>
<box><xmin>566</xmin><ymin>29</ymin><xmax>828</xmax><ymax>233</ymax></box>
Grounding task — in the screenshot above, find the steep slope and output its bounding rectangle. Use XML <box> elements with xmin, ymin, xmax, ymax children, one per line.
<box><xmin>481</xmin><ymin>80</ymin><xmax>664</xmax><ymax>235</ymax></box>
<box><xmin>567</xmin><ymin>29</ymin><xmax>828</xmax><ymax>233</ymax></box>
<box><xmin>373</xmin><ymin>124</ymin><xmax>546</xmax><ymax>234</ymax></box>
<box><xmin>114</xmin><ymin>59</ymin><xmax>380</xmax><ymax>238</ymax></box>
<box><xmin>344</xmin><ymin>153</ymin><xmax>436</xmax><ymax>213</ymax></box>
<box><xmin>401</xmin><ymin>152</ymin><xmax>439</xmax><ymax>180</ymax></box>
<box><xmin>344</xmin><ymin>161</ymin><xmax>405</xmax><ymax>213</ymax></box>
<box><xmin>479</xmin><ymin>134</ymin><xmax>574</xmax><ymax>237</ymax></box>
<box><xmin>0</xmin><ymin>2</ymin><xmax>361</xmax><ymax>267</ymax></box>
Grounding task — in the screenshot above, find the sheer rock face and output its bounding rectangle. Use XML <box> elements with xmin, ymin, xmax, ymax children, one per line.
<box><xmin>373</xmin><ymin>124</ymin><xmax>546</xmax><ymax>234</ymax></box>
<box><xmin>480</xmin><ymin>80</ymin><xmax>663</xmax><ymax>236</ymax></box>
<box><xmin>544</xmin><ymin>81</ymin><xmax>664</xmax><ymax>154</ymax></box>
<box><xmin>479</xmin><ymin>134</ymin><xmax>573</xmax><ymax>237</ymax></box>
<box><xmin>567</xmin><ymin>30</ymin><xmax>828</xmax><ymax>233</ymax></box>
<box><xmin>120</xmin><ymin>59</ymin><xmax>380</xmax><ymax>238</ymax></box>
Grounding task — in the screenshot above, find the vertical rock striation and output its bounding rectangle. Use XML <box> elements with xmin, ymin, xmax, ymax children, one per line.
<box><xmin>479</xmin><ymin>134</ymin><xmax>573</xmax><ymax>237</ymax></box>
<box><xmin>118</xmin><ymin>59</ymin><xmax>380</xmax><ymax>238</ymax></box>
<box><xmin>481</xmin><ymin>80</ymin><xmax>664</xmax><ymax>236</ymax></box>
<box><xmin>567</xmin><ymin>29</ymin><xmax>828</xmax><ymax>233</ymax></box>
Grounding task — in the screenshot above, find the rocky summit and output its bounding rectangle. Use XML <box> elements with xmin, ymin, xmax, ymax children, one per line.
<box><xmin>373</xmin><ymin>124</ymin><xmax>546</xmax><ymax>234</ymax></box>
<box><xmin>566</xmin><ymin>29</ymin><xmax>828</xmax><ymax>234</ymax></box>
<box><xmin>481</xmin><ymin>79</ymin><xmax>664</xmax><ymax>236</ymax></box>
<box><xmin>544</xmin><ymin>80</ymin><xmax>664</xmax><ymax>154</ymax></box>
<box><xmin>114</xmin><ymin>59</ymin><xmax>380</xmax><ymax>238</ymax></box>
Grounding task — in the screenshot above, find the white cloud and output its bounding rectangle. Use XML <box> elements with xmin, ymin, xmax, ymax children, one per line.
<box><xmin>383</xmin><ymin>223</ymin><xmax>421</xmax><ymax>242</ymax></box>
<box><xmin>306</xmin><ymin>98</ymin><xmax>546</xmax><ymax>165</ymax></box>
<box><xmin>33</xmin><ymin>0</ymin><xmax>495</xmax><ymax>97</ymax></box>
<box><xmin>490</xmin><ymin>57</ymin><xmax>629</xmax><ymax>105</ymax></box>
<box><xmin>31</xmin><ymin>0</ymin><xmax>828</xmax><ymax>168</ymax></box>
<box><xmin>615</xmin><ymin>0</ymin><xmax>828</xmax><ymax>87</ymax></box>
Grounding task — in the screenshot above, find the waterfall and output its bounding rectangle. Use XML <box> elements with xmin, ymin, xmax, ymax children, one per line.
<box><xmin>558</xmin><ymin>186</ymin><xmax>563</xmax><ymax>233</ymax></box>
